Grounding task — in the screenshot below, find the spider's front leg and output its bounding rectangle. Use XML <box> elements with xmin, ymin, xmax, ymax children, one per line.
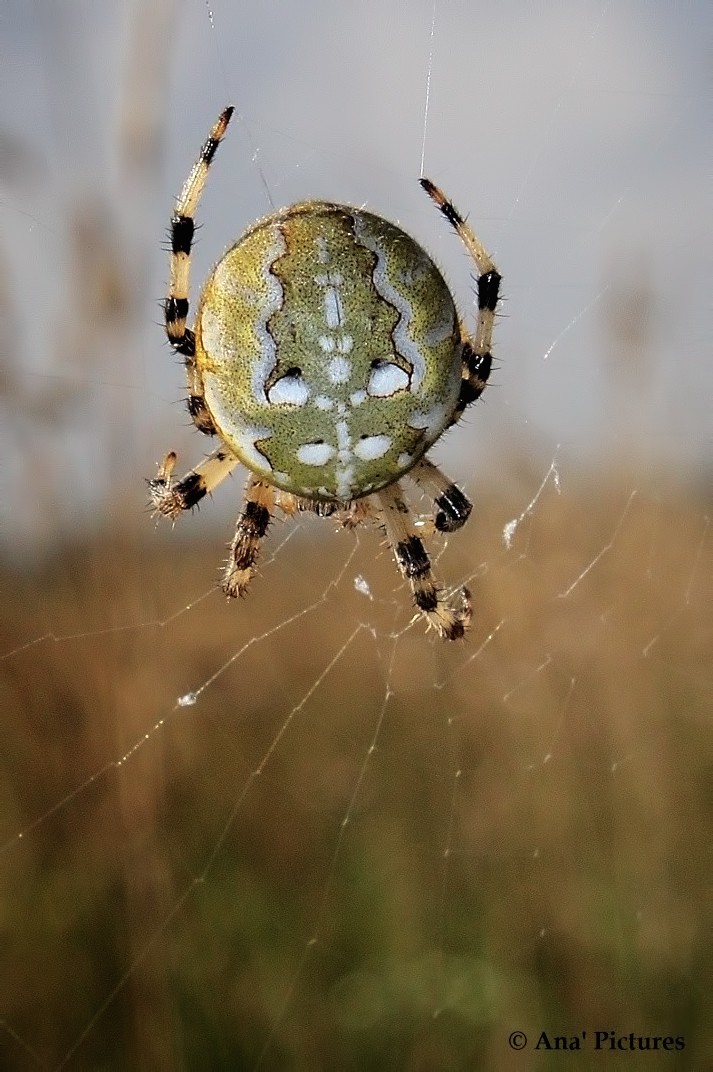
<box><xmin>377</xmin><ymin>482</ymin><xmax>471</xmax><ymax>640</ymax></box>
<box><xmin>149</xmin><ymin>447</ymin><xmax>239</xmax><ymax>519</ymax></box>
<box><xmin>419</xmin><ymin>178</ymin><xmax>501</xmax><ymax>423</ymax></box>
<box><xmin>164</xmin><ymin>106</ymin><xmax>234</xmax><ymax>436</ymax></box>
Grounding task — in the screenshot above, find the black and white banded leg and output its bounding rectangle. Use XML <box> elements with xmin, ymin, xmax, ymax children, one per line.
<box><xmin>419</xmin><ymin>178</ymin><xmax>501</xmax><ymax>422</ymax></box>
<box><xmin>149</xmin><ymin>448</ymin><xmax>239</xmax><ymax>520</ymax></box>
<box><xmin>164</xmin><ymin>106</ymin><xmax>234</xmax><ymax>436</ymax></box>
<box><xmin>408</xmin><ymin>457</ymin><xmax>472</xmax><ymax>533</ymax></box>
<box><xmin>223</xmin><ymin>478</ymin><xmax>275</xmax><ymax>598</ymax></box>
<box><xmin>377</xmin><ymin>482</ymin><xmax>472</xmax><ymax>640</ymax></box>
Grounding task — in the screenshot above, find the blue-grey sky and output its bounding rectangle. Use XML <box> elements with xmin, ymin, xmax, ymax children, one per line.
<box><xmin>0</xmin><ymin>0</ymin><xmax>710</xmax><ymax>548</ymax></box>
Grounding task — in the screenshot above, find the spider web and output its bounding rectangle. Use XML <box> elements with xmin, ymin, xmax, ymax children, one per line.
<box><xmin>1</xmin><ymin>1</ymin><xmax>712</xmax><ymax>1068</ymax></box>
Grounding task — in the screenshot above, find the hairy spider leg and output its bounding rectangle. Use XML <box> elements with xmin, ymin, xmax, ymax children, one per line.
<box><xmin>408</xmin><ymin>456</ymin><xmax>473</xmax><ymax>534</ymax></box>
<box><xmin>149</xmin><ymin>447</ymin><xmax>239</xmax><ymax>519</ymax></box>
<box><xmin>164</xmin><ymin>106</ymin><xmax>234</xmax><ymax>435</ymax></box>
<box><xmin>420</xmin><ymin>179</ymin><xmax>501</xmax><ymax>422</ymax></box>
<box><xmin>377</xmin><ymin>482</ymin><xmax>472</xmax><ymax>640</ymax></box>
<box><xmin>223</xmin><ymin>478</ymin><xmax>275</xmax><ymax>598</ymax></box>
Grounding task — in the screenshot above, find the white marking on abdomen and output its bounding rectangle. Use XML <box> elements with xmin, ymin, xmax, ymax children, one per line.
<box><xmin>336</xmin><ymin>419</ymin><xmax>350</xmax><ymax>451</ymax></box>
<box><xmin>314</xmin><ymin>272</ymin><xmax>345</xmax><ymax>330</ymax></box>
<box><xmin>315</xmin><ymin>236</ymin><xmax>330</xmax><ymax>263</ymax></box>
<box><xmin>352</xmin><ymin>215</ymin><xmax>426</xmax><ymax>392</ymax></box>
<box><xmin>407</xmin><ymin>400</ymin><xmax>451</xmax><ymax>441</ymax></box>
<box><xmin>324</xmin><ymin>286</ymin><xmax>343</xmax><ymax>328</ymax></box>
<box><xmin>353</xmin><ymin>434</ymin><xmax>392</xmax><ymax>461</ymax></box>
<box><xmin>208</xmin><ymin>411</ymin><xmax>273</xmax><ymax>473</ymax></box>
<box><xmin>297</xmin><ymin>442</ymin><xmax>335</xmax><ymax>466</ymax></box>
<box><xmin>267</xmin><ymin>373</ymin><xmax>310</xmax><ymax>406</ymax></box>
<box><xmin>367</xmin><ymin>362</ymin><xmax>409</xmax><ymax>397</ymax></box>
<box><xmin>335</xmin><ymin>465</ymin><xmax>355</xmax><ymax>500</ymax></box>
<box><xmin>328</xmin><ymin>356</ymin><xmax>352</xmax><ymax>384</ymax></box>
<box><xmin>319</xmin><ymin>335</ymin><xmax>353</xmax><ymax>358</ymax></box>
<box><xmin>335</xmin><ymin>417</ymin><xmax>355</xmax><ymax>499</ymax></box>
<box><xmin>245</xmin><ymin>230</ymin><xmax>286</xmax><ymax>403</ymax></box>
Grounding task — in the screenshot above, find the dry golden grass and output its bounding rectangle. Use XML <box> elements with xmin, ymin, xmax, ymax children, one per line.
<box><xmin>1</xmin><ymin>475</ymin><xmax>710</xmax><ymax>1070</ymax></box>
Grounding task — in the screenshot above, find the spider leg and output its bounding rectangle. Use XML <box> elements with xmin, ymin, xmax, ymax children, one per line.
<box><xmin>223</xmin><ymin>478</ymin><xmax>275</xmax><ymax>598</ymax></box>
<box><xmin>407</xmin><ymin>457</ymin><xmax>472</xmax><ymax>533</ymax></box>
<box><xmin>164</xmin><ymin>106</ymin><xmax>234</xmax><ymax>434</ymax></box>
<box><xmin>148</xmin><ymin>447</ymin><xmax>239</xmax><ymax>519</ymax></box>
<box><xmin>420</xmin><ymin>178</ymin><xmax>500</xmax><ymax>422</ymax></box>
<box><xmin>377</xmin><ymin>482</ymin><xmax>471</xmax><ymax>640</ymax></box>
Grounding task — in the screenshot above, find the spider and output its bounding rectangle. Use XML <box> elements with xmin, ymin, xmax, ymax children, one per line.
<box><xmin>149</xmin><ymin>107</ymin><xmax>501</xmax><ymax>640</ymax></box>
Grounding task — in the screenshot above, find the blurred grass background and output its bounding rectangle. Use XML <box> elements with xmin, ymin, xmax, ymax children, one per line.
<box><xmin>1</xmin><ymin>2</ymin><xmax>711</xmax><ymax>1069</ymax></box>
<box><xmin>2</xmin><ymin>474</ymin><xmax>710</xmax><ymax>1070</ymax></box>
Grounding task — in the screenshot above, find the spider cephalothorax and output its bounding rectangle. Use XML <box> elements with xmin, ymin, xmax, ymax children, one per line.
<box><xmin>149</xmin><ymin>107</ymin><xmax>501</xmax><ymax>640</ymax></box>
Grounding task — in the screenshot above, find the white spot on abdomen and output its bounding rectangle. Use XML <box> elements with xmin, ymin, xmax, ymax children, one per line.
<box><xmin>367</xmin><ymin>361</ymin><xmax>409</xmax><ymax>397</ymax></box>
<box><xmin>267</xmin><ymin>373</ymin><xmax>310</xmax><ymax>406</ymax></box>
<box><xmin>297</xmin><ymin>442</ymin><xmax>336</xmax><ymax>466</ymax></box>
<box><xmin>353</xmin><ymin>435</ymin><xmax>392</xmax><ymax>461</ymax></box>
<box><xmin>328</xmin><ymin>356</ymin><xmax>352</xmax><ymax>384</ymax></box>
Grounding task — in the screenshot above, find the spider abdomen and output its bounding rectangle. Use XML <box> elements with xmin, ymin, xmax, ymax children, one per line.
<box><xmin>195</xmin><ymin>201</ymin><xmax>462</xmax><ymax>501</ymax></box>
<box><xmin>153</xmin><ymin>106</ymin><xmax>499</xmax><ymax>638</ymax></box>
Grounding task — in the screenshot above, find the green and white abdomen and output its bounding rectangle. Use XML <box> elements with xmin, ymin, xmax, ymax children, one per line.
<box><xmin>195</xmin><ymin>201</ymin><xmax>461</xmax><ymax>501</ymax></box>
